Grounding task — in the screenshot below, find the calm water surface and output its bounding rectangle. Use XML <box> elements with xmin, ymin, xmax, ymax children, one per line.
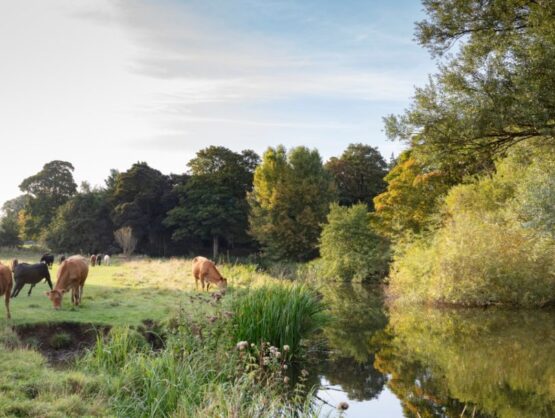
<box><xmin>308</xmin><ymin>283</ymin><xmax>555</xmax><ymax>418</ymax></box>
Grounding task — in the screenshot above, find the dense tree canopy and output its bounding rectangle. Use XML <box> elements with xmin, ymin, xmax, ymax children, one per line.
<box><xmin>110</xmin><ymin>162</ymin><xmax>179</xmax><ymax>256</ymax></box>
<box><xmin>165</xmin><ymin>147</ymin><xmax>259</xmax><ymax>258</ymax></box>
<box><xmin>18</xmin><ymin>160</ymin><xmax>77</xmax><ymax>240</ymax></box>
<box><xmin>46</xmin><ymin>191</ymin><xmax>115</xmax><ymax>254</ymax></box>
<box><xmin>385</xmin><ymin>0</ymin><xmax>555</xmax><ymax>175</ymax></box>
<box><xmin>248</xmin><ymin>146</ymin><xmax>336</xmax><ymax>261</ymax></box>
<box><xmin>325</xmin><ymin>144</ymin><xmax>388</xmax><ymax>209</ymax></box>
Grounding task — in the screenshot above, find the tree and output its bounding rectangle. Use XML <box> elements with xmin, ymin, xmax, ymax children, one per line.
<box><xmin>0</xmin><ymin>196</ymin><xmax>26</xmax><ymax>247</ymax></box>
<box><xmin>18</xmin><ymin>160</ymin><xmax>77</xmax><ymax>240</ymax></box>
<box><xmin>373</xmin><ymin>150</ymin><xmax>451</xmax><ymax>240</ymax></box>
<box><xmin>114</xmin><ymin>227</ymin><xmax>138</xmax><ymax>257</ymax></box>
<box><xmin>45</xmin><ymin>191</ymin><xmax>114</xmax><ymax>254</ymax></box>
<box><xmin>248</xmin><ymin>146</ymin><xmax>336</xmax><ymax>261</ymax></box>
<box><xmin>110</xmin><ymin>163</ymin><xmax>177</xmax><ymax>256</ymax></box>
<box><xmin>325</xmin><ymin>144</ymin><xmax>388</xmax><ymax>209</ymax></box>
<box><xmin>384</xmin><ymin>0</ymin><xmax>555</xmax><ymax>176</ymax></box>
<box><xmin>165</xmin><ymin>147</ymin><xmax>259</xmax><ymax>259</ymax></box>
<box><xmin>320</xmin><ymin>204</ymin><xmax>389</xmax><ymax>282</ymax></box>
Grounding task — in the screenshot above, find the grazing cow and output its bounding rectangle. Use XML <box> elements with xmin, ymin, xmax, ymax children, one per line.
<box><xmin>192</xmin><ymin>256</ymin><xmax>228</xmax><ymax>291</ymax></box>
<box><xmin>90</xmin><ymin>254</ymin><xmax>96</xmax><ymax>267</ymax></box>
<box><xmin>103</xmin><ymin>254</ymin><xmax>111</xmax><ymax>266</ymax></box>
<box><xmin>40</xmin><ymin>253</ymin><xmax>55</xmax><ymax>268</ymax></box>
<box><xmin>96</xmin><ymin>254</ymin><xmax>102</xmax><ymax>266</ymax></box>
<box><xmin>11</xmin><ymin>261</ymin><xmax>53</xmax><ymax>298</ymax></box>
<box><xmin>0</xmin><ymin>262</ymin><xmax>13</xmax><ymax>319</ymax></box>
<box><xmin>45</xmin><ymin>256</ymin><xmax>89</xmax><ymax>309</ymax></box>
<box><xmin>59</xmin><ymin>255</ymin><xmax>66</xmax><ymax>264</ymax></box>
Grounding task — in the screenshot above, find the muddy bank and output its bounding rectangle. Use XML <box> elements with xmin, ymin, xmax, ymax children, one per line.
<box><xmin>13</xmin><ymin>322</ymin><xmax>110</xmax><ymax>365</ymax></box>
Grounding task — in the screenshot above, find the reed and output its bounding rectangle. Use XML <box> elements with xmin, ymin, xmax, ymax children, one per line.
<box><xmin>231</xmin><ymin>283</ymin><xmax>328</xmax><ymax>356</ymax></box>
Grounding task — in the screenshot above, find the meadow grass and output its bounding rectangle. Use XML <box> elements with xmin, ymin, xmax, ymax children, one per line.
<box><xmin>0</xmin><ymin>250</ymin><xmax>329</xmax><ymax>417</ymax></box>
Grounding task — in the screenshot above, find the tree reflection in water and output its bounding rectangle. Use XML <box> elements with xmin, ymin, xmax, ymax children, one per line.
<box><xmin>312</xmin><ymin>284</ymin><xmax>555</xmax><ymax>418</ymax></box>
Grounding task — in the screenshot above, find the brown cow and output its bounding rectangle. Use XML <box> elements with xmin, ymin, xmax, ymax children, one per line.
<box><xmin>0</xmin><ymin>262</ymin><xmax>12</xmax><ymax>319</ymax></box>
<box><xmin>45</xmin><ymin>256</ymin><xmax>89</xmax><ymax>309</ymax></box>
<box><xmin>90</xmin><ymin>254</ymin><xmax>96</xmax><ymax>267</ymax></box>
<box><xmin>192</xmin><ymin>256</ymin><xmax>228</xmax><ymax>291</ymax></box>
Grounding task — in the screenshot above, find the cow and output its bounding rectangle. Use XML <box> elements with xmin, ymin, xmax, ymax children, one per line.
<box><xmin>0</xmin><ymin>262</ymin><xmax>13</xmax><ymax>319</ymax></box>
<box><xmin>103</xmin><ymin>254</ymin><xmax>111</xmax><ymax>266</ymax></box>
<box><xmin>192</xmin><ymin>256</ymin><xmax>228</xmax><ymax>291</ymax></box>
<box><xmin>90</xmin><ymin>254</ymin><xmax>96</xmax><ymax>267</ymax></box>
<box><xmin>96</xmin><ymin>254</ymin><xmax>102</xmax><ymax>266</ymax></box>
<box><xmin>40</xmin><ymin>253</ymin><xmax>55</xmax><ymax>268</ymax></box>
<box><xmin>11</xmin><ymin>260</ymin><xmax>53</xmax><ymax>298</ymax></box>
<box><xmin>45</xmin><ymin>255</ymin><xmax>89</xmax><ymax>309</ymax></box>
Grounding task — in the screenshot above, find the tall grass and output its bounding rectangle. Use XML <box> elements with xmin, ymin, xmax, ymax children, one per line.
<box><xmin>231</xmin><ymin>283</ymin><xmax>328</xmax><ymax>356</ymax></box>
<box><xmin>82</xmin><ymin>313</ymin><xmax>321</xmax><ymax>417</ymax></box>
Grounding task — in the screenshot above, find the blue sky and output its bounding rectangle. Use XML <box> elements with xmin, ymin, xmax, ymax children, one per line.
<box><xmin>0</xmin><ymin>0</ymin><xmax>436</xmax><ymax>206</ymax></box>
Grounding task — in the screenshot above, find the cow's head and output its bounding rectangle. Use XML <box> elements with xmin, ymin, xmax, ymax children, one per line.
<box><xmin>218</xmin><ymin>277</ymin><xmax>228</xmax><ymax>289</ymax></box>
<box><xmin>45</xmin><ymin>289</ymin><xmax>67</xmax><ymax>309</ymax></box>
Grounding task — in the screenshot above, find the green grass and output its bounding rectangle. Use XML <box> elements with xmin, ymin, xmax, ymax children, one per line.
<box><xmin>0</xmin><ymin>328</ymin><xmax>107</xmax><ymax>417</ymax></box>
<box><xmin>231</xmin><ymin>283</ymin><xmax>328</xmax><ymax>356</ymax></box>
<box><xmin>0</xmin><ymin>250</ymin><xmax>327</xmax><ymax>417</ymax></box>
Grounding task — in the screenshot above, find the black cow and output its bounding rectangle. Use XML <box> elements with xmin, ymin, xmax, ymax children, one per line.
<box><xmin>11</xmin><ymin>261</ymin><xmax>53</xmax><ymax>298</ymax></box>
<box><xmin>40</xmin><ymin>253</ymin><xmax>55</xmax><ymax>268</ymax></box>
<box><xmin>96</xmin><ymin>254</ymin><xmax>102</xmax><ymax>266</ymax></box>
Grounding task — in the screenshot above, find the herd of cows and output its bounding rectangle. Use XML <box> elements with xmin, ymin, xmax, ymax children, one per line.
<box><xmin>0</xmin><ymin>254</ymin><xmax>228</xmax><ymax>320</ymax></box>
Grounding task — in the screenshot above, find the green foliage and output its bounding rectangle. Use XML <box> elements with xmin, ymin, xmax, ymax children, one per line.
<box><xmin>248</xmin><ymin>146</ymin><xmax>336</xmax><ymax>261</ymax></box>
<box><xmin>320</xmin><ymin>203</ymin><xmax>389</xmax><ymax>282</ymax></box>
<box><xmin>18</xmin><ymin>161</ymin><xmax>77</xmax><ymax>241</ymax></box>
<box><xmin>231</xmin><ymin>283</ymin><xmax>328</xmax><ymax>356</ymax></box>
<box><xmin>165</xmin><ymin>147</ymin><xmax>258</xmax><ymax>258</ymax></box>
<box><xmin>373</xmin><ymin>150</ymin><xmax>451</xmax><ymax>240</ymax></box>
<box><xmin>0</xmin><ymin>212</ymin><xmax>21</xmax><ymax>247</ymax></box>
<box><xmin>110</xmin><ymin>162</ymin><xmax>179</xmax><ymax>256</ymax></box>
<box><xmin>389</xmin><ymin>145</ymin><xmax>555</xmax><ymax>306</ymax></box>
<box><xmin>385</xmin><ymin>1</ymin><xmax>555</xmax><ymax>173</ymax></box>
<box><xmin>45</xmin><ymin>191</ymin><xmax>114</xmax><ymax>253</ymax></box>
<box><xmin>325</xmin><ymin>143</ymin><xmax>388</xmax><ymax>209</ymax></box>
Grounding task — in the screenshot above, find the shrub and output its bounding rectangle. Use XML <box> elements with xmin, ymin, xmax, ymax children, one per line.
<box><xmin>231</xmin><ymin>283</ymin><xmax>327</xmax><ymax>356</ymax></box>
<box><xmin>320</xmin><ymin>203</ymin><xmax>389</xmax><ymax>282</ymax></box>
<box><xmin>389</xmin><ymin>145</ymin><xmax>555</xmax><ymax>306</ymax></box>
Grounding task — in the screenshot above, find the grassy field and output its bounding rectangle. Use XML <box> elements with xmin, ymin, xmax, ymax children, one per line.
<box><xmin>0</xmin><ymin>251</ymin><xmax>268</xmax><ymax>326</ymax></box>
<box><xmin>0</xmin><ymin>250</ymin><xmax>325</xmax><ymax>417</ymax></box>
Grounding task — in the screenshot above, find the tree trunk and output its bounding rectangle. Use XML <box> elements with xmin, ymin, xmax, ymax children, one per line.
<box><xmin>212</xmin><ymin>236</ymin><xmax>219</xmax><ymax>260</ymax></box>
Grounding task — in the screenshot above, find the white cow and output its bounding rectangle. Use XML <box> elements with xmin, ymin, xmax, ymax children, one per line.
<box><xmin>103</xmin><ymin>255</ymin><xmax>111</xmax><ymax>266</ymax></box>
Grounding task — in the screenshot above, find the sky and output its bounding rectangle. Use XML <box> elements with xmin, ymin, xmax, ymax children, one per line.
<box><xmin>0</xmin><ymin>0</ymin><xmax>436</xmax><ymax>207</ymax></box>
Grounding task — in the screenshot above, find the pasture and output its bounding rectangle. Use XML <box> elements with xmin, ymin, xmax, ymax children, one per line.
<box><xmin>0</xmin><ymin>250</ymin><xmax>323</xmax><ymax>417</ymax></box>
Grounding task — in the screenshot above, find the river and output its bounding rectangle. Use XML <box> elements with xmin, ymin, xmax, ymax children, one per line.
<box><xmin>307</xmin><ymin>283</ymin><xmax>555</xmax><ymax>418</ymax></box>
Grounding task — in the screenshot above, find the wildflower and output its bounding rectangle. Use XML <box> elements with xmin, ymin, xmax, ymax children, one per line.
<box><xmin>301</xmin><ymin>369</ymin><xmax>309</xmax><ymax>377</ymax></box>
<box><xmin>275</xmin><ymin>351</ymin><xmax>281</xmax><ymax>359</ymax></box>
<box><xmin>251</xmin><ymin>343</ymin><xmax>256</xmax><ymax>348</ymax></box>
<box><xmin>236</xmin><ymin>341</ymin><xmax>248</xmax><ymax>351</ymax></box>
<box><xmin>283</xmin><ymin>345</ymin><xmax>290</xmax><ymax>352</ymax></box>
<box><xmin>337</xmin><ymin>401</ymin><xmax>349</xmax><ymax>411</ymax></box>
<box><xmin>283</xmin><ymin>376</ymin><xmax>290</xmax><ymax>384</ymax></box>
<box><xmin>262</xmin><ymin>356</ymin><xmax>270</xmax><ymax>366</ymax></box>
<box><xmin>282</xmin><ymin>364</ymin><xmax>288</xmax><ymax>370</ymax></box>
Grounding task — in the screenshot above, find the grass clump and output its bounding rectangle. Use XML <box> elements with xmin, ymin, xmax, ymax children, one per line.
<box><xmin>231</xmin><ymin>283</ymin><xmax>328</xmax><ymax>356</ymax></box>
<box><xmin>48</xmin><ymin>331</ymin><xmax>72</xmax><ymax>349</ymax></box>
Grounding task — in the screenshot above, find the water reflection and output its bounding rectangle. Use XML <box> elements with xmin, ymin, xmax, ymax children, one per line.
<box><xmin>312</xmin><ymin>283</ymin><xmax>555</xmax><ymax>418</ymax></box>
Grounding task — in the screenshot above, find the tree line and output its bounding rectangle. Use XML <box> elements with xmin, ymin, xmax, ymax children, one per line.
<box><xmin>0</xmin><ymin>144</ymin><xmax>389</xmax><ymax>263</ymax></box>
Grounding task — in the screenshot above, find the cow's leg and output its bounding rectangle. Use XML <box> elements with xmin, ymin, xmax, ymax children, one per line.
<box><xmin>11</xmin><ymin>282</ymin><xmax>23</xmax><ymax>298</ymax></box>
<box><xmin>5</xmin><ymin>291</ymin><xmax>11</xmax><ymax>319</ymax></box>
<box><xmin>27</xmin><ymin>283</ymin><xmax>36</xmax><ymax>296</ymax></box>
<box><xmin>206</xmin><ymin>283</ymin><xmax>211</xmax><ymax>291</ymax></box>
<box><xmin>195</xmin><ymin>276</ymin><xmax>199</xmax><ymax>291</ymax></box>
<box><xmin>78</xmin><ymin>285</ymin><xmax>84</xmax><ymax>305</ymax></box>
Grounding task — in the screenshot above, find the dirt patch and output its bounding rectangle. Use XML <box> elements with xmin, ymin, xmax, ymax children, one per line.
<box><xmin>13</xmin><ymin>322</ymin><xmax>110</xmax><ymax>365</ymax></box>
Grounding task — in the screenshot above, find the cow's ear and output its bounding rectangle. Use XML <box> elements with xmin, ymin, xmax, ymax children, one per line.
<box><xmin>61</xmin><ymin>289</ymin><xmax>69</xmax><ymax>294</ymax></box>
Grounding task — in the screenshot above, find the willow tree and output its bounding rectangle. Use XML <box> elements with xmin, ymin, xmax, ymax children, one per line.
<box><xmin>248</xmin><ymin>146</ymin><xmax>336</xmax><ymax>261</ymax></box>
